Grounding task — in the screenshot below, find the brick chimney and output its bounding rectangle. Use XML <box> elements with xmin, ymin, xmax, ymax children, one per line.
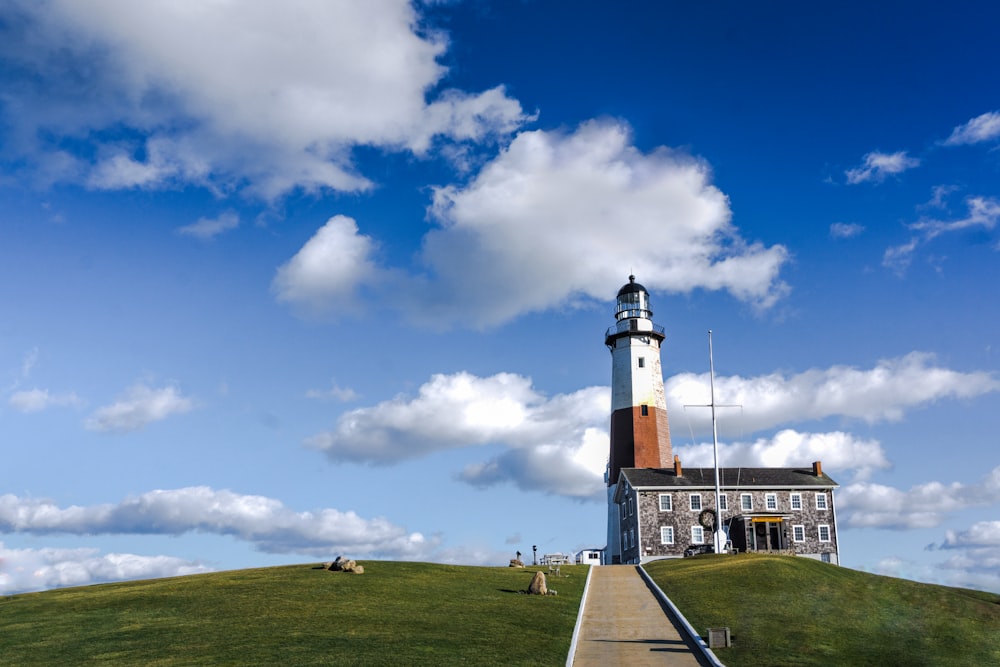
<box><xmin>674</xmin><ymin>455</ymin><xmax>683</xmax><ymax>477</ymax></box>
<box><xmin>812</xmin><ymin>460</ymin><xmax>823</xmax><ymax>477</ymax></box>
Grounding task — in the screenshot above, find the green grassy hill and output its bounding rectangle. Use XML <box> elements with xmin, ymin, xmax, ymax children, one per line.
<box><xmin>0</xmin><ymin>562</ymin><xmax>587</xmax><ymax>666</ymax></box>
<box><xmin>3</xmin><ymin>556</ymin><xmax>999</xmax><ymax>666</ymax></box>
<box><xmin>645</xmin><ymin>554</ymin><xmax>1000</xmax><ymax>667</ymax></box>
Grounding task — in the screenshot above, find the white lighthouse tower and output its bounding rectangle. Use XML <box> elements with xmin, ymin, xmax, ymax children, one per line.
<box><xmin>605</xmin><ymin>275</ymin><xmax>672</xmax><ymax>563</ymax></box>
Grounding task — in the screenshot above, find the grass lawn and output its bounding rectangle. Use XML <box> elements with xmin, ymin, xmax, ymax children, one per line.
<box><xmin>646</xmin><ymin>553</ymin><xmax>1000</xmax><ymax>667</ymax></box>
<box><xmin>0</xmin><ymin>562</ymin><xmax>587</xmax><ymax>666</ymax></box>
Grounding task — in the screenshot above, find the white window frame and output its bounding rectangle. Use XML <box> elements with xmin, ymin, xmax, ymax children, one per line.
<box><xmin>818</xmin><ymin>525</ymin><xmax>831</xmax><ymax>542</ymax></box>
<box><xmin>689</xmin><ymin>493</ymin><xmax>702</xmax><ymax>511</ymax></box>
<box><xmin>718</xmin><ymin>494</ymin><xmax>728</xmax><ymax>511</ymax></box>
<box><xmin>661</xmin><ymin>526</ymin><xmax>674</xmax><ymax>545</ymax></box>
<box><xmin>691</xmin><ymin>526</ymin><xmax>704</xmax><ymax>544</ymax></box>
<box><xmin>740</xmin><ymin>493</ymin><xmax>753</xmax><ymax>511</ymax></box>
<box><xmin>658</xmin><ymin>494</ymin><xmax>672</xmax><ymax>512</ymax></box>
<box><xmin>816</xmin><ymin>493</ymin><xmax>828</xmax><ymax>510</ymax></box>
<box><xmin>765</xmin><ymin>493</ymin><xmax>778</xmax><ymax>511</ymax></box>
<box><xmin>790</xmin><ymin>493</ymin><xmax>802</xmax><ymax>511</ymax></box>
<box><xmin>792</xmin><ymin>525</ymin><xmax>805</xmax><ymax>542</ymax></box>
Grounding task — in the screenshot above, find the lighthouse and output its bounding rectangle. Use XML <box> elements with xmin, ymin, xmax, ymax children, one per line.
<box><xmin>605</xmin><ymin>275</ymin><xmax>672</xmax><ymax>563</ymax></box>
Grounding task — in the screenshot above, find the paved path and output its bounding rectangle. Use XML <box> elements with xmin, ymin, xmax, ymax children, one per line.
<box><xmin>571</xmin><ymin>565</ymin><xmax>708</xmax><ymax>667</ymax></box>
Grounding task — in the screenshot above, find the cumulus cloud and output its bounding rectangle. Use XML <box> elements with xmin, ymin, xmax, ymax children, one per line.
<box><xmin>865</xmin><ymin>554</ymin><xmax>1000</xmax><ymax>593</ymax></box>
<box><xmin>84</xmin><ymin>383</ymin><xmax>194</xmax><ymax>433</ymax></box>
<box><xmin>0</xmin><ymin>542</ymin><xmax>211</xmax><ymax>594</ymax></box>
<box><xmin>837</xmin><ymin>465</ymin><xmax>1000</xmax><ymax>529</ymax></box>
<box><xmin>666</xmin><ymin>352</ymin><xmax>998</xmax><ymax>435</ymax></box>
<box><xmin>675</xmin><ymin>429</ymin><xmax>890</xmax><ymax>481</ymax></box>
<box><xmin>272</xmin><ymin>215</ymin><xmax>380</xmax><ymax>315</ymax></box>
<box><xmin>405</xmin><ymin>120</ymin><xmax>789</xmax><ymax>326</ymax></box>
<box><xmin>9</xmin><ymin>388</ymin><xmax>81</xmax><ymax>413</ymax></box>
<box><xmin>310</xmin><ymin>371</ymin><xmax>607</xmax><ymax>455</ymax></box>
<box><xmin>845</xmin><ymin>150</ymin><xmax>920</xmax><ymax>184</ymax></box>
<box><xmin>0</xmin><ymin>0</ymin><xmax>529</xmax><ymax>198</ymax></box>
<box><xmin>883</xmin><ymin>196</ymin><xmax>1000</xmax><ymax>272</ymax></box>
<box><xmin>829</xmin><ymin>222</ymin><xmax>865</xmax><ymax>239</ymax></box>
<box><xmin>177</xmin><ymin>211</ymin><xmax>240</xmax><ymax>240</ymax></box>
<box><xmin>307</xmin><ymin>354</ymin><xmax>995</xmax><ymax>499</ymax></box>
<box><xmin>0</xmin><ymin>486</ymin><xmax>435</xmax><ymax>559</ymax></box>
<box><xmin>943</xmin><ymin>111</ymin><xmax>1000</xmax><ymax>146</ymax></box>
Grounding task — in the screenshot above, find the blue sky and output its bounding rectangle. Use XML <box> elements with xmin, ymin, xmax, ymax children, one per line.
<box><xmin>2</xmin><ymin>0</ymin><xmax>999</xmax><ymax>594</ymax></box>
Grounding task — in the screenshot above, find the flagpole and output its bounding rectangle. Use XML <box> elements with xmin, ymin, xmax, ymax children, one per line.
<box><xmin>708</xmin><ymin>330</ymin><xmax>726</xmax><ymax>554</ymax></box>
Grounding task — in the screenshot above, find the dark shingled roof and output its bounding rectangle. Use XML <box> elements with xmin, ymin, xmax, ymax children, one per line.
<box><xmin>620</xmin><ymin>466</ymin><xmax>838</xmax><ymax>489</ymax></box>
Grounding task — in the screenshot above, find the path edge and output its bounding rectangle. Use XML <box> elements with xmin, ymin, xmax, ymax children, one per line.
<box><xmin>637</xmin><ymin>565</ymin><xmax>726</xmax><ymax>667</ymax></box>
<box><xmin>564</xmin><ymin>564</ymin><xmax>594</xmax><ymax>667</ymax></box>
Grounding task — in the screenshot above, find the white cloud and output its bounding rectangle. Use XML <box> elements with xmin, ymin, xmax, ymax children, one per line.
<box><xmin>941</xmin><ymin>521</ymin><xmax>1000</xmax><ymax>548</ymax></box>
<box><xmin>272</xmin><ymin>216</ymin><xmax>381</xmax><ymax>316</ymax></box>
<box><xmin>837</xmin><ymin>466</ymin><xmax>1000</xmax><ymax>529</ymax></box>
<box><xmin>845</xmin><ymin>150</ymin><xmax>920</xmax><ymax>184</ymax></box>
<box><xmin>0</xmin><ymin>0</ymin><xmax>529</xmax><ymax>198</ymax></box>
<box><xmin>0</xmin><ymin>487</ymin><xmax>436</xmax><ymax>559</ymax></box>
<box><xmin>177</xmin><ymin>211</ymin><xmax>240</xmax><ymax>240</ymax></box>
<box><xmin>307</xmin><ymin>355</ymin><xmax>995</xmax><ymax>499</ymax></box>
<box><xmin>675</xmin><ymin>429</ymin><xmax>890</xmax><ymax>481</ymax></box>
<box><xmin>305</xmin><ymin>380</ymin><xmax>359</xmax><ymax>402</ymax></box>
<box><xmin>0</xmin><ymin>542</ymin><xmax>211</xmax><ymax>594</ymax></box>
<box><xmin>864</xmin><ymin>554</ymin><xmax>1000</xmax><ymax>593</ymax></box>
<box><xmin>85</xmin><ymin>383</ymin><xmax>194</xmax><ymax>433</ymax></box>
<box><xmin>883</xmin><ymin>196</ymin><xmax>1000</xmax><ymax>272</ymax></box>
<box><xmin>943</xmin><ymin>111</ymin><xmax>1000</xmax><ymax>146</ymax></box>
<box><xmin>665</xmin><ymin>352</ymin><xmax>998</xmax><ymax>435</ymax></box>
<box><xmin>404</xmin><ymin>120</ymin><xmax>789</xmax><ymax>326</ymax></box>
<box><xmin>829</xmin><ymin>222</ymin><xmax>865</xmax><ymax>239</ymax></box>
<box><xmin>9</xmin><ymin>388</ymin><xmax>81</xmax><ymax>413</ymax></box>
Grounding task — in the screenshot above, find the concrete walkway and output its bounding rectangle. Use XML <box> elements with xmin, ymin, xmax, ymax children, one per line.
<box><xmin>571</xmin><ymin>566</ymin><xmax>709</xmax><ymax>667</ymax></box>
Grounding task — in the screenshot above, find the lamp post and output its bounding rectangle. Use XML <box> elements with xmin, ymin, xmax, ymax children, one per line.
<box><xmin>532</xmin><ymin>545</ymin><xmax>537</xmax><ymax>565</ymax></box>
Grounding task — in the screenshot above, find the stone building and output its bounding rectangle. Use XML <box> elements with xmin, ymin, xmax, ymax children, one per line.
<box><xmin>613</xmin><ymin>459</ymin><xmax>840</xmax><ymax>564</ymax></box>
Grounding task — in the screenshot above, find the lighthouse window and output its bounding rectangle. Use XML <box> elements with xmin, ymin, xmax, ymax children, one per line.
<box><xmin>640</xmin><ymin>405</ymin><xmax>648</xmax><ymax>416</ymax></box>
<box><xmin>638</xmin><ymin>357</ymin><xmax>645</xmax><ymax>368</ymax></box>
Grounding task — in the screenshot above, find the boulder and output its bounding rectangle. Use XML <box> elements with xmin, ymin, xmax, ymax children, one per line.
<box><xmin>509</xmin><ymin>559</ymin><xmax>525</xmax><ymax>568</ymax></box>
<box><xmin>528</xmin><ymin>571</ymin><xmax>548</xmax><ymax>595</ymax></box>
<box><xmin>328</xmin><ymin>556</ymin><xmax>358</xmax><ymax>572</ymax></box>
<box><xmin>351</xmin><ymin>565</ymin><xmax>364</xmax><ymax>574</ymax></box>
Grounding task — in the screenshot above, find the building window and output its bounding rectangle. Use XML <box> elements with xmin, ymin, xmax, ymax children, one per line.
<box><xmin>638</xmin><ymin>357</ymin><xmax>645</xmax><ymax>368</ymax></box>
<box><xmin>640</xmin><ymin>404</ymin><xmax>648</xmax><ymax>416</ymax></box>
<box><xmin>718</xmin><ymin>494</ymin><xmax>728</xmax><ymax>511</ymax></box>
<box><xmin>740</xmin><ymin>494</ymin><xmax>753</xmax><ymax>511</ymax></box>
<box><xmin>790</xmin><ymin>493</ymin><xmax>802</xmax><ymax>510</ymax></box>
<box><xmin>816</xmin><ymin>493</ymin><xmax>828</xmax><ymax>510</ymax></box>
<box><xmin>659</xmin><ymin>494</ymin><xmax>672</xmax><ymax>512</ymax></box>
<box><xmin>622</xmin><ymin>501</ymin><xmax>627</xmax><ymax>520</ymax></box>
<box><xmin>690</xmin><ymin>494</ymin><xmax>702</xmax><ymax>511</ymax></box>
<box><xmin>629</xmin><ymin>497</ymin><xmax>634</xmax><ymax>516</ymax></box>
<box><xmin>792</xmin><ymin>525</ymin><xmax>805</xmax><ymax>542</ymax></box>
<box><xmin>765</xmin><ymin>493</ymin><xmax>777</xmax><ymax>510</ymax></box>
<box><xmin>818</xmin><ymin>525</ymin><xmax>831</xmax><ymax>542</ymax></box>
<box><xmin>630</xmin><ymin>529</ymin><xmax>635</xmax><ymax>549</ymax></box>
<box><xmin>691</xmin><ymin>526</ymin><xmax>704</xmax><ymax>544</ymax></box>
<box><xmin>661</xmin><ymin>526</ymin><xmax>674</xmax><ymax>544</ymax></box>
<box><xmin>821</xmin><ymin>553</ymin><xmax>831</xmax><ymax>563</ymax></box>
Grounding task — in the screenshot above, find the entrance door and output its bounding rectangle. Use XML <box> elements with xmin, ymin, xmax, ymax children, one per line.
<box><xmin>753</xmin><ymin>521</ymin><xmax>784</xmax><ymax>551</ymax></box>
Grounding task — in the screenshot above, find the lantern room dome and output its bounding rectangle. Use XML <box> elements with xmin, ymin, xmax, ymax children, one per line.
<box><xmin>616</xmin><ymin>275</ymin><xmax>648</xmax><ymax>297</ymax></box>
<box><xmin>614</xmin><ymin>275</ymin><xmax>653</xmax><ymax>321</ymax></box>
